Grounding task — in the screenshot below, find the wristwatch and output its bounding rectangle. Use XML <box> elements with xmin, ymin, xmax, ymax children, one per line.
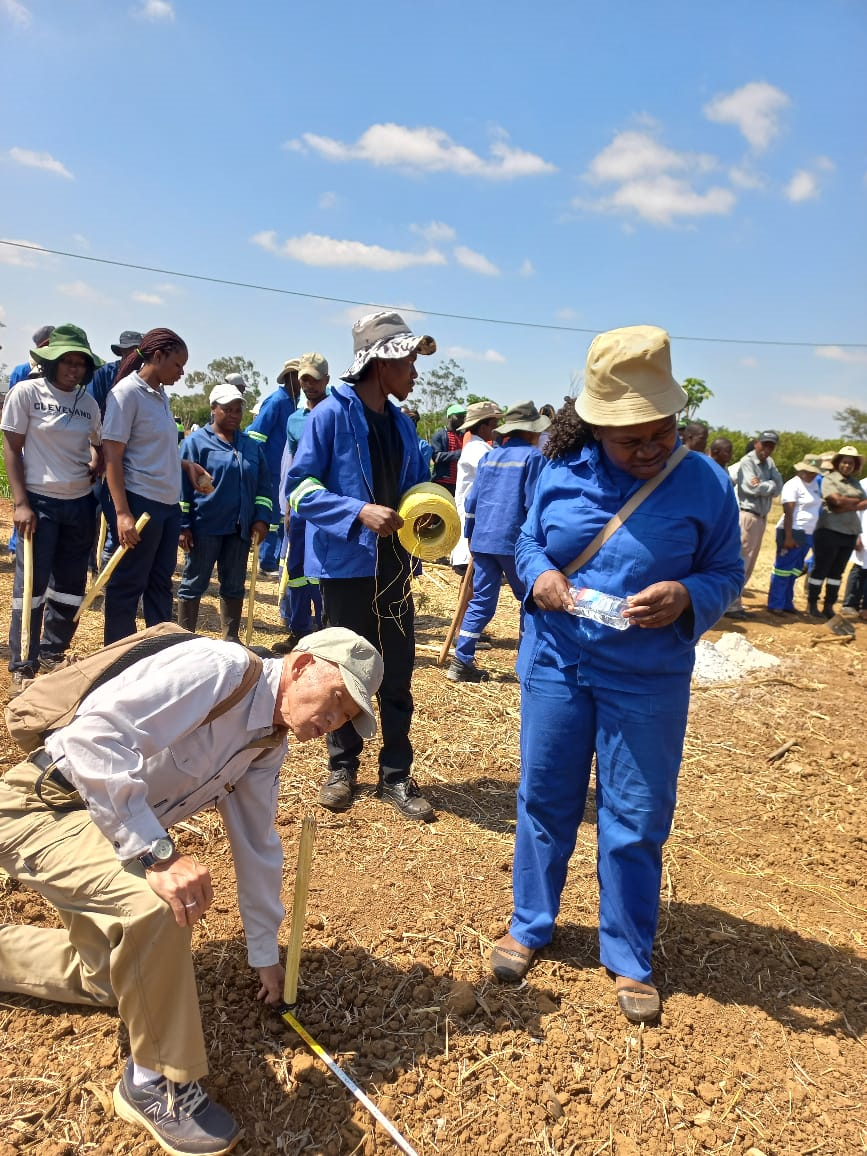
<box><xmin>138</xmin><ymin>836</ymin><xmax>177</xmax><ymax>870</ymax></box>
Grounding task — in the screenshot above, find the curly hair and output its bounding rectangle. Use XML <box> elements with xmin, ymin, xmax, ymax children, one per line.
<box><xmin>542</xmin><ymin>397</ymin><xmax>594</xmax><ymax>460</ymax></box>
<box><xmin>116</xmin><ymin>328</ymin><xmax>187</xmax><ymax>383</ymax></box>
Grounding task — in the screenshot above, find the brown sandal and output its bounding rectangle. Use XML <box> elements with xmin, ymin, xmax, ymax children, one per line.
<box><xmin>489</xmin><ymin>936</ymin><xmax>535</xmax><ymax>981</ymax></box>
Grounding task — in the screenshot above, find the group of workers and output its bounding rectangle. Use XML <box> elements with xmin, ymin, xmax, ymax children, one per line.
<box><xmin>0</xmin><ymin>311</ymin><xmax>864</xmax><ymax>1156</ymax></box>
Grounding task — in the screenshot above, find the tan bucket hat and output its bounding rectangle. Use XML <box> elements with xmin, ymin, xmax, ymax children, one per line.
<box><xmin>793</xmin><ymin>459</ymin><xmax>821</xmax><ymax>475</ymax></box>
<box><xmin>457</xmin><ymin>400</ymin><xmax>502</xmax><ymax>432</ymax></box>
<box><xmin>276</xmin><ymin>358</ymin><xmax>301</xmax><ymax>386</ymax></box>
<box><xmin>575</xmin><ymin>325</ymin><xmax>687</xmax><ymax>427</ymax></box>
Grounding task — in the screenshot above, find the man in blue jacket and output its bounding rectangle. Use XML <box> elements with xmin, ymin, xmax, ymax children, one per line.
<box><xmin>246</xmin><ymin>359</ymin><xmax>300</xmax><ymax>576</ymax></box>
<box><xmin>448</xmin><ymin>400</ymin><xmax>550</xmax><ymax>682</ymax></box>
<box><xmin>285</xmin><ymin>312</ymin><xmax>437</xmax><ymax>821</ymax></box>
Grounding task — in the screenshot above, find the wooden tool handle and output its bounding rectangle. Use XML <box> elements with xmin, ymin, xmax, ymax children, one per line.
<box><xmin>438</xmin><ymin>558</ymin><xmax>475</xmax><ymax>666</ymax></box>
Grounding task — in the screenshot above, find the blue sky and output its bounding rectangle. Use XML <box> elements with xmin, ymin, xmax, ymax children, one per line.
<box><xmin>2</xmin><ymin>0</ymin><xmax>865</xmax><ymax>436</ymax></box>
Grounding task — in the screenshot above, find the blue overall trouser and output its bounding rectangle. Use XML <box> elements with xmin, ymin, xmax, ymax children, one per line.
<box><xmin>511</xmin><ymin>657</ymin><xmax>690</xmax><ymax>983</ymax></box>
<box><xmin>101</xmin><ymin>489</ymin><xmax>181</xmax><ymax>644</ymax></box>
<box><xmin>8</xmin><ymin>491</ymin><xmax>96</xmax><ymax>675</ymax></box>
<box><xmin>455</xmin><ymin>551</ymin><xmax>523</xmax><ymax>664</ymax></box>
<box><xmin>257</xmin><ymin>478</ymin><xmax>283</xmax><ymax>573</ymax></box>
<box><xmin>177</xmin><ymin>530</ymin><xmax>250</xmax><ymax>601</ymax></box>
<box><xmin>767</xmin><ymin>528</ymin><xmax>810</xmax><ymax>611</ymax></box>
<box><xmin>278</xmin><ymin>514</ymin><xmax>322</xmax><ymax>636</ymax></box>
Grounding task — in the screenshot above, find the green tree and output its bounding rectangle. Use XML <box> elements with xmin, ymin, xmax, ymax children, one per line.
<box><xmin>413</xmin><ymin>359</ymin><xmax>468</xmax><ymax>441</ymax></box>
<box><xmin>171</xmin><ymin>355</ymin><xmax>267</xmax><ymax>430</ymax></box>
<box><xmin>833</xmin><ymin>405</ymin><xmax>867</xmax><ymax>442</ymax></box>
<box><xmin>681</xmin><ymin>377</ymin><xmax>714</xmax><ymax>420</ymax></box>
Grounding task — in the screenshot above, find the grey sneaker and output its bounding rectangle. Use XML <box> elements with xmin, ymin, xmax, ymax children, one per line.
<box><xmin>113</xmin><ymin>1057</ymin><xmax>241</xmax><ymax>1156</ymax></box>
<box><xmin>7</xmin><ymin>671</ymin><xmax>35</xmax><ymax>701</ymax></box>
<box><xmin>317</xmin><ymin>769</ymin><xmax>356</xmax><ymax>811</ymax></box>
<box><xmin>446</xmin><ymin>657</ymin><xmax>490</xmax><ymax>683</ymax></box>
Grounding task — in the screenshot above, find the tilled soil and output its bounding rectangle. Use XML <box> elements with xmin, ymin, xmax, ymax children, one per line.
<box><xmin>0</xmin><ymin>499</ymin><xmax>864</xmax><ymax>1156</ymax></box>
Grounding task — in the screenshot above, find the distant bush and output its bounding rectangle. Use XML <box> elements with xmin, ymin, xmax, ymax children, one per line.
<box><xmin>709</xmin><ymin>428</ymin><xmax>867</xmax><ymax>481</ymax></box>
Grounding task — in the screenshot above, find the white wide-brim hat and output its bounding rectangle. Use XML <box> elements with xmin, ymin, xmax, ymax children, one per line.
<box><xmin>575</xmin><ymin>325</ymin><xmax>688</xmax><ymax>427</ymax></box>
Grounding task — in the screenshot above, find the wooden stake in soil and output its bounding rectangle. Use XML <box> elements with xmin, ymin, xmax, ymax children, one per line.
<box><xmin>244</xmin><ymin>532</ymin><xmax>262</xmax><ymax>647</ymax></box>
<box><xmin>20</xmin><ymin>534</ymin><xmax>33</xmax><ymax>664</ymax></box>
<box><xmin>438</xmin><ymin>558</ymin><xmax>474</xmax><ymax>666</ymax></box>
<box><xmin>94</xmin><ymin>513</ymin><xmax>108</xmax><ymax>580</ymax></box>
<box><xmin>74</xmin><ymin>512</ymin><xmax>151</xmax><ymax>621</ymax></box>
<box><xmin>282</xmin><ymin>814</ymin><xmax>316</xmax><ymax>1007</ymax></box>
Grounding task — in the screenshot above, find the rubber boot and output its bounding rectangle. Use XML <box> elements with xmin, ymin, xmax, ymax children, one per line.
<box><xmin>177</xmin><ymin>597</ymin><xmax>200</xmax><ymax>633</ymax></box>
<box><xmin>822</xmin><ymin>594</ymin><xmax>837</xmax><ymax>620</ymax></box>
<box><xmin>807</xmin><ymin>585</ymin><xmax>823</xmax><ymax>620</ymax></box>
<box><xmin>220</xmin><ymin>597</ymin><xmax>244</xmax><ymax>642</ymax></box>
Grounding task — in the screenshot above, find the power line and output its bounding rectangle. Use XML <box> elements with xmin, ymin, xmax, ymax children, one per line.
<box><xmin>2</xmin><ymin>239</ymin><xmax>865</xmax><ymax>349</ymax></box>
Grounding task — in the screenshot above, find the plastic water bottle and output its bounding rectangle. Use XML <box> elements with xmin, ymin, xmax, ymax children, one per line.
<box><xmin>568</xmin><ymin>586</ymin><xmax>631</xmax><ymax>630</ymax></box>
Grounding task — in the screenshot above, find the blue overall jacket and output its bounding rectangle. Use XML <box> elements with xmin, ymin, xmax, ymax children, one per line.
<box><xmin>180</xmin><ymin>424</ymin><xmax>272</xmax><ymax>538</ymax></box>
<box><xmin>464</xmin><ymin>440</ymin><xmax>546</xmax><ymax>555</ymax></box>
<box><xmin>516</xmin><ymin>441</ymin><xmax>744</xmax><ymax>692</ymax></box>
<box><xmin>285</xmin><ymin>384</ymin><xmax>429</xmax><ymax>579</ymax></box>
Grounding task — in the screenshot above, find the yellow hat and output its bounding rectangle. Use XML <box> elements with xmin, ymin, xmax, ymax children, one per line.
<box><xmin>575</xmin><ymin>325</ymin><xmax>687</xmax><ymax>427</ymax></box>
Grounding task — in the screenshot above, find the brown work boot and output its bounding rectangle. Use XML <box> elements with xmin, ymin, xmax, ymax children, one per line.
<box><xmin>318</xmin><ymin>769</ymin><xmax>356</xmax><ymax>812</ymax></box>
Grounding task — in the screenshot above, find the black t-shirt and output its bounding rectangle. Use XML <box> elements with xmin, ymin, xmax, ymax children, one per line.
<box><xmin>364</xmin><ymin>404</ymin><xmax>402</xmax><ymax>510</ymax></box>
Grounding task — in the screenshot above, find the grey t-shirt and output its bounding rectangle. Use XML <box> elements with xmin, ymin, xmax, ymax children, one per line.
<box><xmin>0</xmin><ymin>377</ymin><xmax>101</xmax><ymax>499</ymax></box>
<box><xmin>102</xmin><ymin>371</ymin><xmax>182</xmax><ymax>505</ymax></box>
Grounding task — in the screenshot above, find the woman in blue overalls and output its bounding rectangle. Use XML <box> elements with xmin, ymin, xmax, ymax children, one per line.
<box><xmin>489</xmin><ymin>325</ymin><xmax>744</xmax><ymax>1023</ymax></box>
<box><xmin>176</xmin><ymin>382</ymin><xmax>271</xmax><ymax>640</ymax></box>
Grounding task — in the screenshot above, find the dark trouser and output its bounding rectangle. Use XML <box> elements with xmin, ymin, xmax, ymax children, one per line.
<box><xmin>843</xmin><ymin>563</ymin><xmax>866</xmax><ymax>610</ymax></box>
<box><xmin>321</xmin><ymin>549</ymin><xmax>415</xmax><ymax>781</ymax></box>
<box><xmin>8</xmin><ymin>491</ymin><xmax>97</xmax><ymax>674</ymax></box>
<box><xmin>101</xmin><ymin>489</ymin><xmax>181</xmax><ymax>645</ymax></box>
<box><xmin>177</xmin><ymin>530</ymin><xmax>250</xmax><ymax>601</ymax></box>
<box><xmin>808</xmin><ymin>527</ymin><xmax>857</xmax><ymax>608</ymax></box>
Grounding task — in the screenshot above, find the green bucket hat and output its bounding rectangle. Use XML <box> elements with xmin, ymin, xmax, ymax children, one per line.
<box><xmin>31</xmin><ymin>323</ymin><xmax>104</xmax><ymax>375</ymax></box>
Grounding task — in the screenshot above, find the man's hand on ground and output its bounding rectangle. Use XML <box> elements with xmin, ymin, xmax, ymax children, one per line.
<box><xmin>256</xmin><ymin>964</ymin><xmax>285</xmax><ymax>1005</ymax></box>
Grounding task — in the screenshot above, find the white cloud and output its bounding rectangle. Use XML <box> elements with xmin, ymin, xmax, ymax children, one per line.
<box><xmin>57</xmin><ymin>280</ymin><xmax>110</xmax><ymax>304</ymax></box>
<box><xmin>781</xmin><ymin>391</ymin><xmax>861</xmax><ymax>411</ymax></box>
<box><xmin>815</xmin><ymin>346</ymin><xmax>867</xmax><ymax>366</ymax></box>
<box><xmin>519</xmin><ymin>258</ymin><xmax>535</xmax><ymax>277</ymax></box>
<box><xmin>154</xmin><ymin>282</ymin><xmax>181</xmax><ymax>295</ymax></box>
<box><xmin>704</xmin><ymin>82</ymin><xmax>790</xmax><ymax>152</ymax></box>
<box><xmin>556</xmin><ymin>307</ymin><xmax>581</xmax><ymax>322</ymax></box>
<box><xmin>132</xmin><ymin>291</ymin><xmax>165</xmax><ymax>306</ymax></box>
<box><xmin>580</xmin><ymin>175</ymin><xmax>735</xmax><ymax>226</ymax></box>
<box><xmin>729</xmin><ymin>164</ymin><xmax>766</xmax><ymax>190</ymax></box>
<box><xmin>587</xmin><ymin>131</ymin><xmax>714</xmax><ymax>183</ymax></box>
<box><xmin>579</xmin><ymin>130</ymin><xmax>734</xmax><ymax>226</ymax></box>
<box><xmin>285</xmin><ymin>123</ymin><xmax>556</xmax><ymax>180</ymax></box>
<box><xmin>446</xmin><ymin>346</ymin><xmax>506</xmax><ymax>364</ymax></box>
<box><xmin>815</xmin><ymin>155</ymin><xmax>835</xmax><ymax>173</ymax></box>
<box><xmin>453</xmin><ymin>245</ymin><xmax>500</xmax><ymax>276</ymax></box>
<box><xmin>0</xmin><ymin>238</ymin><xmax>50</xmax><ymax>267</ymax></box>
<box><xmin>251</xmin><ymin>230</ymin><xmax>446</xmax><ymax>272</ymax></box>
<box><xmin>134</xmin><ymin>0</ymin><xmax>175</xmax><ymax>21</ymax></box>
<box><xmin>739</xmin><ymin>356</ymin><xmax>759</xmax><ymax>369</ymax></box>
<box><xmin>1</xmin><ymin>0</ymin><xmax>30</xmax><ymax>27</ymax></box>
<box><xmin>70</xmin><ymin>233</ymin><xmax>90</xmax><ymax>249</ymax></box>
<box><xmin>410</xmin><ymin>221</ymin><xmax>457</xmax><ymax>243</ymax></box>
<box><xmin>318</xmin><ymin>191</ymin><xmax>339</xmax><ymax>209</ymax></box>
<box><xmin>8</xmin><ymin>147</ymin><xmax>73</xmax><ymax>179</ymax></box>
<box><xmin>785</xmin><ymin>169</ymin><xmax>819</xmax><ymax>202</ymax></box>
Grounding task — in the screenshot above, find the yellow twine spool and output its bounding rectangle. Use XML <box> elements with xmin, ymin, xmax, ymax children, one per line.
<box><xmin>397</xmin><ymin>483</ymin><xmax>461</xmax><ymax>562</ymax></box>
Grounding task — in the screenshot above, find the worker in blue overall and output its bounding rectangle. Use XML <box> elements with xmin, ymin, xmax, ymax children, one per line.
<box><xmin>285</xmin><ymin>312</ymin><xmax>437</xmax><ymax>822</ymax></box>
<box><xmin>273</xmin><ymin>353</ymin><xmax>329</xmax><ymax>655</ymax></box>
<box><xmin>447</xmin><ymin>400</ymin><xmax>550</xmax><ymax>683</ymax></box>
<box><xmin>245</xmin><ymin>359</ymin><xmax>300</xmax><ymax>576</ymax></box>
<box><xmin>489</xmin><ymin>325</ymin><xmax>743</xmax><ymax>1024</ymax></box>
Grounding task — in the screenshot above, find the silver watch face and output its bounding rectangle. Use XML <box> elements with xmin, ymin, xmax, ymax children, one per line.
<box><xmin>152</xmin><ymin>837</ymin><xmax>175</xmax><ymax>861</ymax></box>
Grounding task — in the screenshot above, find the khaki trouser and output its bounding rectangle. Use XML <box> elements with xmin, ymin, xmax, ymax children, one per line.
<box><xmin>729</xmin><ymin>510</ymin><xmax>766</xmax><ymax>611</ymax></box>
<box><xmin>0</xmin><ymin>758</ymin><xmax>208</xmax><ymax>1082</ymax></box>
